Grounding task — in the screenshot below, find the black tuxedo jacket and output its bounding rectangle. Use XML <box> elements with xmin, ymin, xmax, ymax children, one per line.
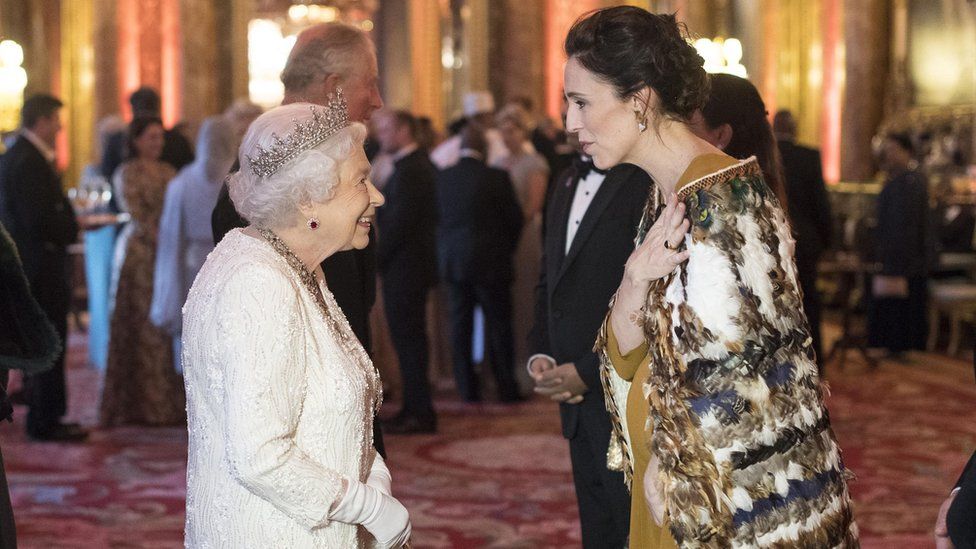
<box><xmin>435</xmin><ymin>157</ymin><xmax>523</xmax><ymax>285</ymax></box>
<box><xmin>376</xmin><ymin>149</ymin><xmax>438</xmax><ymax>288</ymax></box>
<box><xmin>949</xmin><ymin>449</ymin><xmax>976</xmax><ymax>547</ymax></box>
<box><xmin>778</xmin><ymin>140</ymin><xmax>832</xmax><ymax>268</ymax></box>
<box><xmin>529</xmin><ymin>160</ymin><xmax>650</xmax><ymax>439</ymax></box>
<box><xmin>0</xmin><ymin>136</ymin><xmax>78</xmax><ymax>313</ymax></box>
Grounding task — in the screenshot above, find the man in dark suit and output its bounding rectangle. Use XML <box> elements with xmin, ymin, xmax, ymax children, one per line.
<box><xmin>0</xmin><ymin>94</ymin><xmax>86</xmax><ymax>442</ymax></box>
<box><xmin>437</xmin><ymin>127</ymin><xmax>523</xmax><ymax>405</ymax></box>
<box><xmin>528</xmin><ymin>150</ymin><xmax>650</xmax><ymax>548</ymax></box>
<box><xmin>773</xmin><ymin>110</ymin><xmax>833</xmax><ymax>368</ymax></box>
<box><xmin>210</xmin><ymin>22</ymin><xmax>387</xmax><ymax>455</ymax></box>
<box><xmin>373</xmin><ymin>110</ymin><xmax>439</xmax><ymax>434</ymax></box>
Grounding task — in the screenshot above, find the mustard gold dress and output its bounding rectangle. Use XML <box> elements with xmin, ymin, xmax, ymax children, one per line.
<box><xmin>603</xmin><ymin>155</ymin><xmax>736</xmax><ymax>549</ymax></box>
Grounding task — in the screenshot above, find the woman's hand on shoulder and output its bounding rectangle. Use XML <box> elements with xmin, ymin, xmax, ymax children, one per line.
<box><xmin>623</xmin><ymin>192</ymin><xmax>690</xmax><ymax>287</ymax></box>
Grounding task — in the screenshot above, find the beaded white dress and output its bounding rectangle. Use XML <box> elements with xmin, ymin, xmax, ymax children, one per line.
<box><xmin>182</xmin><ymin>229</ymin><xmax>382</xmax><ymax>548</ymax></box>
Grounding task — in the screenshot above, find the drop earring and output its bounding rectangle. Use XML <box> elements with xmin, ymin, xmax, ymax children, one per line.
<box><xmin>307</xmin><ymin>217</ymin><xmax>319</xmax><ymax>230</ymax></box>
<box><xmin>633</xmin><ymin>99</ymin><xmax>648</xmax><ymax>134</ymax></box>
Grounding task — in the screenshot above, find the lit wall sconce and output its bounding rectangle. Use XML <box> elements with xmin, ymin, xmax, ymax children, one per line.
<box><xmin>248</xmin><ymin>20</ymin><xmax>297</xmax><ymax>109</ymax></box>
<box><xmin>694</xmin><ymin>37</ymin><xmax>747</xmax><ymax>78</ymax></box>
<box><xmin>288</xmin><ymin>4</ymin><xmax>339</xmax><ymax>24</ymax></box>
<box><xmin>287</xmin><ymin>3</ymin><xmax>373</xmax><ymax>30</ymax></box>
<box><xmin>0</xmin><ymin>39</ymin><xmax>28</xmax><ymax>133</ymax></box>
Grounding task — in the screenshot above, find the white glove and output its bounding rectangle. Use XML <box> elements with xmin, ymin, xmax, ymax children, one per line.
<box><xmin>330</xmin><ymin>478</ymin><xmax>410</xmax><ymax>548</ymax></box>
<box><xmin>366</xmin><ymin>453</ymin><xmax>392</xmax><ymax>496</ymax></box>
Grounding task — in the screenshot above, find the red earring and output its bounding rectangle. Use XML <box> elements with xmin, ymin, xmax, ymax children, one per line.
<box><xmin>307</xmin><ymin>217</ymin><xmax>319</xmax><ymax>230</ymax></box>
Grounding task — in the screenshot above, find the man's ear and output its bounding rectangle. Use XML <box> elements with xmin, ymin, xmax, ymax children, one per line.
<box><xmin>323</xmin><ymin>73</ymin><xmax>343</xmax><ymax>96</ymax></box>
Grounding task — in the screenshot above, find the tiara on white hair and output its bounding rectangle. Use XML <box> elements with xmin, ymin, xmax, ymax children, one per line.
<box><xmin>245</xmin><ymin>89</ymin><xmax>350</xmax><ymax>178</ymax></box>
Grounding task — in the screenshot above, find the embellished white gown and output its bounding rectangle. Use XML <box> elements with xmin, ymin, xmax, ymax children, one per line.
<box><xmin>182</xmin><ymin>229</ymin><xmax>382</xmax><ymax>548</ymax></box>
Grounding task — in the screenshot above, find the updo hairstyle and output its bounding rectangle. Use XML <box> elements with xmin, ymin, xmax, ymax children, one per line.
<box><xmin>228</xmin><ymin>102</ymin><xmax>367</xmax><ymax>229</ymax></box>
<box><xmin>564</xmin><ymin>6</ymin><xmax>709</xmax><ymax>122</ymax></box>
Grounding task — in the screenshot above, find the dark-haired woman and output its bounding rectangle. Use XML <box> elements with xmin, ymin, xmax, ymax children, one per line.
<box><xmin>688</xmin><ymin>73</ymin><xmax>785</xmax><ymax>204</ymax></box>
<box><xmin>101</xmin><ymin>117</ymin><xmax>185</xmax><ymax>426</ymax></box>
<box><xmin>564</xmin><ymin>7</ymin><xmax>857</xmax><ymax>547</ymax></box>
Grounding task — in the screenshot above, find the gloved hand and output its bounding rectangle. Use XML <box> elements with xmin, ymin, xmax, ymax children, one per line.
<box><xmin>366</xmin><ymin>453</ymin><xmax>392</xmax><ymax>496</ymax></box>
<box><xmin>330</xmin><ymin>478</ymin><xmax>411</xmax><ymax>548</ymax></box>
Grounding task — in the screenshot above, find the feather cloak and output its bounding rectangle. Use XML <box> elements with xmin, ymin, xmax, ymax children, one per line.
<box><xmin>597</xmin><ymin>157</ymin><xmax>858</xmax><ymax>548</ymax></box>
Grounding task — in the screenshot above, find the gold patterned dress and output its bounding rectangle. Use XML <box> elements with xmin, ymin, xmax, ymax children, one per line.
<box><xmin>101</xmin><ymin>159</ymin><xmax>185</xmax><ymax>426</ymax></box>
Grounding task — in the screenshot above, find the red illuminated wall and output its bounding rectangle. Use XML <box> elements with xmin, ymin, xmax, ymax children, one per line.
<box><xmin>116</xmin><ymin>0</ymin><xmax>182</xmax><ymax>125</ymax></box>
<box><xmin>543</xmin><ymin>0</ymin><xmax>601</xmax><ymax>123</ymax></box>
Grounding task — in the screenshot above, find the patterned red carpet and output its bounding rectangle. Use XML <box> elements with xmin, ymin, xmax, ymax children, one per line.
<box><xmin>2</xmin><ymin>331</ymin><xmax>974</xmax><ymax>548</ymax></box>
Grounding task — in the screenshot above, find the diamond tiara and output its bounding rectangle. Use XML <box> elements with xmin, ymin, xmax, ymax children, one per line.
<box><xmin>245</xmin><ymin>90</ymin><xmax>350</xmax><ymax>178</ymax></box>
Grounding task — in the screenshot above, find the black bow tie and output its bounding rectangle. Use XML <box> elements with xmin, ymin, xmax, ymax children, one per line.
<box><xmin>574</xmin><ymin>155</ymin><xmax>607</xmax><ymax>180</ymax></box>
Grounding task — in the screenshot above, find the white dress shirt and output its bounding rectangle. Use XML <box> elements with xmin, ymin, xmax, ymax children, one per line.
<box><xmin>565</xmin><ymin>167</ymin><xmax>606</xmax><ymax>254</ymax></box>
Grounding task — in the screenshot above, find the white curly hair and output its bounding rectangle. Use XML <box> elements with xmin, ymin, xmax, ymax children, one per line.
<box><xmin>228</xmin><ymin>102</ymin><xmax>367</xmax><ymax>229</ymax></box>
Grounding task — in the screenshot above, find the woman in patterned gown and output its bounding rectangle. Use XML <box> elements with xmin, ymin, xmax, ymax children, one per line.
<box><xmin>565</xmin><ymin>7</ymin><xmax>858</xmax><ymax>548</ymax></box>
<box><xmin>100</xmin><ymin>117</ymin><xmax>184</xmax><ymax>427</ymax></box>
<box><xmin>181</xmin><ymin>100</ymin><xmax>410</xmax><ymax>548</ymax></box>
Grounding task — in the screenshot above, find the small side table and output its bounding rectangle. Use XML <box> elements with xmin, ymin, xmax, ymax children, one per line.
<box><xmin>820</xmin><ymin>253</ymin><xmax>880</xmax><ymax>370</ymax></box>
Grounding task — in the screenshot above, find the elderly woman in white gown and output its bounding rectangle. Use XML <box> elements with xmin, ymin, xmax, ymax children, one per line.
<box><xmin>181</xmin><ymin>97</ymin><xmax>411</xmax><ymax>548</ymax></box>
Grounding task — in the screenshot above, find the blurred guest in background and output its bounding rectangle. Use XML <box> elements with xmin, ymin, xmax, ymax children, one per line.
<box><xmin>100</xmin><ymin>87</ymin><xmax>195</xmax><ymax>188</ymax></box>
<box><xmin>222</xmin><ymin>99</ymin><xmax>263</xmax><ymax>143</ymax></box>
<box><xmin>430</xmin><ymin>91</ymin><xmax>507</xmax><ymax>169</ymax></box>
<box><xmin>496</xmin><ymin>103</ymin><xmax>550</xmax><ymax>370</ymax></box>
<box><xmin>415</xmin><ymin>116</ymin><xmax>440</xmax><ymax>153</ymax></box>
<box><xmin>101</xmin><ymin>116</ymin><xmax>185</xmax><ymax>427</ymax></box>
<box><xmin>373</xmin><ymin>110</ymin><xmax>439</xmax><ymax>434</ymax></box>
<box><xmin>932</xmin><ymin>180</ymin><xmax>975</xmax><ymax>255</ymax></box>
<box><xmin>689</xmin><ymin>74</ymin><xmax>786</xmax><ymax>202</ymax></box>
<box><xmin>437</xmin><ymin>126</ymin><xmax>523</xmax><ymax>403</ymax></box>
<box><xmin>868</xmin><ymin>132</ymin><xmax>929</xmax><ymax>358</ymax></box>
<box><xmin>772</xmin><ymin>109</ymin><xmax>832</xmax><ymax>368</ymax></box>
<box><xmin>511</xmin><ymin>95</ymin><xmax>558</xmax><ymax>174</ymax></box>
<box><xmin>0</xmin><ymin>94</ymin><xmax>84</xmax><ymax>442</ymax></box>
<box><xmin>151</xmin><ymin>117</ymin><xmax>237</xmax><ymax>373</ymax></box>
